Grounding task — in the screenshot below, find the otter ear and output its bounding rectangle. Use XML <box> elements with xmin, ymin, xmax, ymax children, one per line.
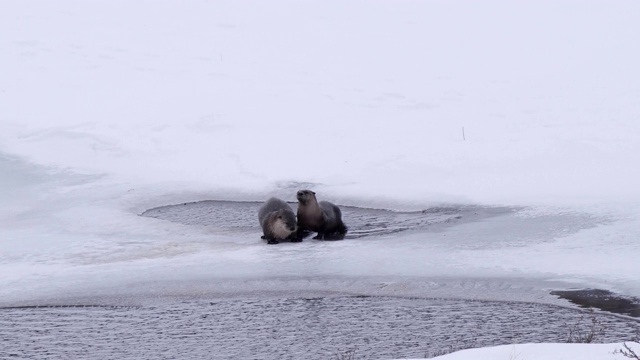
<box><xmin>312</xmin><ymin>191</ymin><xmax>316</xmax><ymax>195</ymax></box>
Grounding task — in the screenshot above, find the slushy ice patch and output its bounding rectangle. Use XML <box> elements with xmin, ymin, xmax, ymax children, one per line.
<box><xmin>141</xmin><ymin>200</ymin><xmax>514</xmax><ymax>238</ymax></box>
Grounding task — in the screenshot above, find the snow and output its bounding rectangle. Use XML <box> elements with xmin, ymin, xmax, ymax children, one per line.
<box><xmin>424</xmin><ymin>342</ymin><xmax>640</xmax><ymax>360</ymax></box>
<box><xmin>1</xmin><ymin>1</ymin><xmax>640</xmax><ymax>359</ymax></box>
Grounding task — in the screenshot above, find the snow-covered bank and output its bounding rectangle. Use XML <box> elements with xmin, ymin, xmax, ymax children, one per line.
<box><xmin>423</xmin><ymin>342</ymin><xmax>640</xmax><ymax>360</ymax></box>
<box><xmin>2</xmin><ymin>1</ymin><xmax>640</xmax><ymax>206</ymax></box>
<box><xmin>2</xmin><ymin>1</ymin><xmax>640</xmax><ymax>359</ymax></box>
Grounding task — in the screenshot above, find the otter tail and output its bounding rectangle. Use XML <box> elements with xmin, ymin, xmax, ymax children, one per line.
<box><xmin>333</xmin><ymin>206</ymin><xmax>348</xmax><ymax>236</ymax></box>
<box><xmin>336</xmin><ymin>222</ymin><xmax>348</xmax><ymax>235</ymax></box>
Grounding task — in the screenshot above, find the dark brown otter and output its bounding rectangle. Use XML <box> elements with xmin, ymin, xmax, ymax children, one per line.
<box><xmin>296</xmin><ymin>190</ymin><xmax>347</xmax><ymax>240</ymax></box>
<box><xmin>258</xmin><ymin>197</ymin><xmax>299</xmax><ymax>244</ymax></box>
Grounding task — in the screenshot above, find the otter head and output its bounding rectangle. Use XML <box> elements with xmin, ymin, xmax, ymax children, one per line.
<box><xmin>271</xmin><ymin>209</ymin><xmax>297</xmax><ymax>238</ymax></box>
<box><xmin>296</xmin><ymin>190</ymin><xmax>317</xmax><ymax>205</ymax></box>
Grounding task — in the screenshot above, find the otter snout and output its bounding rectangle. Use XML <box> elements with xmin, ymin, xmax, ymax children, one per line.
<box><xmin>296</xmin><ymin>189</ymin><xmax>316</xmax><ymax>203</ymax></box>
<box><xmin>283</xmin><ymin>212</ymin><xmax>297</xmax><ymax>232</ymax></box>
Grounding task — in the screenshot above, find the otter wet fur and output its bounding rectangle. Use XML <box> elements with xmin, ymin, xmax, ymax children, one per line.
<box><xmin>296</xmin><ymin>190</ymin><xmax>348</xmax><ymax>240</ymax></box>
<box><xmin>258</xmin><ymin>197</ymin><xmax>299</xmax><ymax>245</ymax></box>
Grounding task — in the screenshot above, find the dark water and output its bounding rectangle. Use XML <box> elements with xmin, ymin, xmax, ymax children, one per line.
<box><xmin>552</xmin><ymin>289</ymin><xmax>640</xmax><ymax>318</ymax></box>
<box><xmin>1</xmin><ymin>296</ymin><xmax>638</xmax><ymax>360</ymax></box>
<box><xmin>141</xmin><ymin>200</ymin><xmax>513</xmax><ymax>239</ymax></box>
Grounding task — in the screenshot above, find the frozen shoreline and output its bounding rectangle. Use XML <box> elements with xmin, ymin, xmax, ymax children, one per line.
<box><xmin>2</xmin><ymin>154</ymin><xmax>639</xmax><ymax>310</ymax></box>
<box><xmin>0</xmin><ymin>274</ymin><xmax>577</xmax><ymax>308</ymax></box>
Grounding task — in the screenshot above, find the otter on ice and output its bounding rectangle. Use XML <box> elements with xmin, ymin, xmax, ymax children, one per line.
<box><xmin>296</xmin><ymin>190</ymin><xmax>347</xmax><ymax>240</ymax></box>
<box><xmin>258</xmin><ymin>197</ymin><xmax>299</xmax><ymax>245</ymax></box>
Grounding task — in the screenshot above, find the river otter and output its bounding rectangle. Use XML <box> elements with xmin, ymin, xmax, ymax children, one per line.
<box><xmin>296</xmin><ymin>190</ymin><xmax>347</xmax><ymax>240</ymax></box>
<box><xmin>258</xmin><ymin>197</ymin><xmax>299</xmax><ymax>244</ymax></box>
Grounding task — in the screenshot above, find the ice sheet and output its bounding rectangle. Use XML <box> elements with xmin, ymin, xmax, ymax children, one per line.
<box><xmin>1</xmin><ymin>0</ymin><xmax>639</xmax><ymax>319</ymax></box>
